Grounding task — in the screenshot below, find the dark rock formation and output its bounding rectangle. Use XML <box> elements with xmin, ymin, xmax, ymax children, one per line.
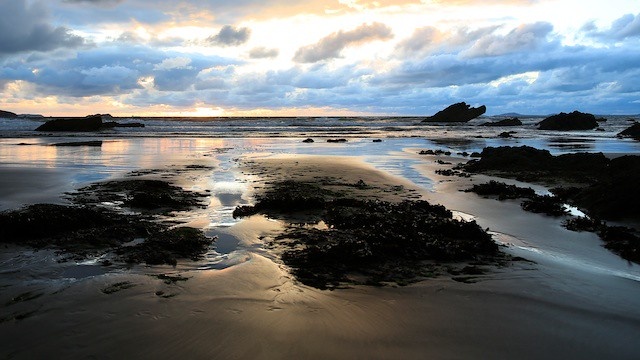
<box><xmin>464</xmin><ymin>146</ymin><xmax>640</xmax><ymax>220</ymax></box>
<box><xmin>36</xmin><ymin>115</ymin><xmax>103</xmax><ymax>132</ymax></box>
<box><xmin>53</xmin><ymin>141</ymin><xmax>103</xmax><ymax>147</ymax></box>
<box><xmin>327</xmin><ymin>138</ymin><xmax>348</xmax><ymax>143</ymax></box>
<box><xmin>480</xmin><ymin>118</ymin><xmax>522</xmax><ymax>127</ymax></box>
<box><xmin>0</xmin><ymin>178</ymin><xmax>214</xmax><ymax>265</ymax></box>
<box><xmin>567</xmin><ymin>156</ymin><xmax>640</xmax><ymax>220</ymax></box>
<box><xmin>422</xmin><ymin>102</ymin><xmax>487</xmax><ymax>123</ymax></box>
<box><xmin>36</xmin><ymin>115</ymin><xmax>144</xmax><ymax>131</ymax></box>
<box><xmin>618</xmin><ymin>123</ymin><xmax>640</xmax><ymax>141</ymax></box>
<box><xmin>302</xmin><ymin>138</ymin><xmax>314</xmax><ymax>143</ymax></box>
<box><xmin>464</xmin><ymin>146</ymin><xmax>608</xmax><ymax>182</ymax></box>
<box><xmin>465</xmin><ymin>181</ymin><xmax>536</xmax><ymax>200</ymax></box>
<box><xmin>233</xmin><ymin>180</ymin><xmax>501</xmax><ymax>289</ymax></box>
<box><xmin>0</xmin><ymin>110</ymin><xmax>18</xmax><ymax>118</ymax></box>
<box><xmin>73</xmin><ymin>179</ymin><xmax>208</xmax><ymax>214</ymax></box>
<box><xmin>537</xmin><ymin>111</ymin><xmax>599</xmax><ymax>130</ymax></box>
<box><xmin>498</xmin><ymin>131</ymin><xmax>516</xmax><ymax>138</ymax></box>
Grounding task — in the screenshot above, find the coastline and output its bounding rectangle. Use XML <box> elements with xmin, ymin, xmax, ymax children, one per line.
<box><xmin>1</xmin><ymin>138</ymin><xmax>640</xmax><ymax>358</ymax></box>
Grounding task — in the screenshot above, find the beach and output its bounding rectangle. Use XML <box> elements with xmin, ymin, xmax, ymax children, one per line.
<box><xmin>1</xmin><ymin>125</ymin><xmax>640</xmax><ymax>359</ymax></box>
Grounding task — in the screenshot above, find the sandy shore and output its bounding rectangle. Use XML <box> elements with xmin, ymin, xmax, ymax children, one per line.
<box><xmin>2</xmin><ymin>153</ymin><xmax>640</xmax><ymax>359</ymax></box>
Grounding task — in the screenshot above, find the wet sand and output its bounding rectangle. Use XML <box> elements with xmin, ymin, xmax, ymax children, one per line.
<box><xmin>2</xmin><ymin>153</ymin><xmax>640</xmax><ymax>359</ymax></box>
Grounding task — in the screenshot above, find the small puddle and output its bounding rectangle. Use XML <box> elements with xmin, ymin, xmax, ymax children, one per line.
<box><xmin>208</xmin><ymin>231</ymin><xmax>240</xmax><ymax>254</ymax></box>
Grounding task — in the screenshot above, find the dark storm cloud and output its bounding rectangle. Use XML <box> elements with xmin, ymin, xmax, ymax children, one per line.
<box><xmin>207</xmin><ymin>25</ymin><xmax>251</xmax><ymax>46</ymax></box>
<box><xmin>0</xmin><ymin>0</ymin><xmax>86</xmax><ymax>55</ymax></box>
<box><xmin>293</xmin><ymin>22</ymin><xmax>393</xmax><ymax>63</ymax></box>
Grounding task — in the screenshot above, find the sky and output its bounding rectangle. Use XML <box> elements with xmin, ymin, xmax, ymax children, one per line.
<box><xmin>0</xmin><ymin>0</ymin><xmax>639</xmax><ymax>117</ymax></box>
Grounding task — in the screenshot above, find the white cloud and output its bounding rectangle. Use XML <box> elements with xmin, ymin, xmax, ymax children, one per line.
<box><xmin>294</xmin><ymin>22</ymin><xmax>393</xmax><ymax>63</ymax></box>
<box><xmin>153</xmin><ymin>57</ymin><xmax>194</xmax><ymax>71</ymax></box>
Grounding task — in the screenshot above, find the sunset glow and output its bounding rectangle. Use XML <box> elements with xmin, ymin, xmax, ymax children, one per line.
<box><xmin>1</xmin><ymin>0</ymin><xmax>639</xmax><ymax>116</ymax></box>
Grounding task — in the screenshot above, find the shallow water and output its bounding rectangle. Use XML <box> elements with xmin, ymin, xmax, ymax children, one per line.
<box><xmin>1</xmin><ymin>121</ymin><xmax>640</xmax><ymax>284</ymax></box>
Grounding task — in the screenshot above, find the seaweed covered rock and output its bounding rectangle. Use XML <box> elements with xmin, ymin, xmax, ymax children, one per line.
<box><xmin>73</xmin><ymin>179</ymin><xmax>208</xmax><ymax>213</ymax></box>
<box><xmin>521</xmin><ymin>195</ymin><xmax>567</xmax><ymax>217</ymax></box>
<box><xmin>234</xmin><ymin>181</ymin><xmax>500</xmax><ymax>289</ymax></box>
<box><xmin>480</xmin><ymin>118</ymin><xmax>522</xmax><ymax>127</ymax></box>
<box><xmin>618</xmin><ymin>123</ymin><xmax>640</xmax><ymax>141</ymax></box>
<box><xmin>119</xmin><ymin>227</ymin><xmax>212</xmax><ymax>266</ymax></box>
<box><xmin>0</xmin><ymin>204</ymin><xmax>213</xmax><ymax>264</ymax></box>
<box><xmin>567</xmin><ymin>155</ymin><xmax>640</xmax><ymax>220</ymax></box>
<box><xmin>537</xmin><ymin>111</ymin><xmax>599</xmax><ymax>130</ymax></box>
<box><xmin>464</xmin><ymin>146</ymin><xmax>608</xmax><ymax>183</ymax></box>
<box><xmin>464</xmin><ymin>146</ymin><xmax>640</xmax><ymax>220</ymax></box>
<box><xmin>422</xmin><ymin>102</ymin><xmax>486</xmax><ymax>123</ymax></box>
<box><xmin>465</xmin><ymin>181</ymin><xmax>536</xmax><ymax>200</ymax></box>
<box><xmin>599</xmin><ymin>226</ymin><xmax>640</xmax><ymax>263</ymax></box>
<box><xmin>0</xmin><ymin>204</ymin><xmax>159</xmax><ymax>250</ymax></box>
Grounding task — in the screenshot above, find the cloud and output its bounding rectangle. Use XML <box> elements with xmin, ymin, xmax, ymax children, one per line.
<box><xmin>585</xmin><ymin>13</ymin><xmax>640</xmax><ymax>40</ymax></box>
<box><xmin>153</xmin><ymin>57</ymin><xmax>194</xmax><ymax>71</ymax></box>
<box><xmin>462</xmin><ymin>22</ymin><xmax>555</xmax><ymax>57</ymax></box>
<box><xmin>0</xmin><ymin>43</ymin><xmax>238</xmax><ymax>97</ymax></box>
<box><xmin>249</xmin><ymin>47</ymin><xmax>279</xmax><ymax>59</ymax></box>
<box><xmin>397</xmin><ymin>23</ymin><xmax>553</xmax><ymax>58</ymax></box>
<box><xmin>0</xmin><ymin>0</ymin><xmax>86</xmax><ymax>55</ymax></box>
<box><xmin>294</xmin><ymin>22</ymin><xmax>393</xmax><ymax>63</ymax></box>
<box><xmin>208</xmin><ymin>25</ymin><xmax>251</xmax><ymax>46</ymax></box>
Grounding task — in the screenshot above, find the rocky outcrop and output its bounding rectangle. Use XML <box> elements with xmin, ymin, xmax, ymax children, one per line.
<box><xmin>537</xmin><ymin>111</ymin><xmax>599</xmax><ymax>130</ymax></box>
<box><xmin>618</xmin><ymin>123</ymin><xmax>640</xmax><ymax>141</ymax></box>
<box><xmin>0</xmin><ymin>110</ymin><xmax>18</xmax><ymax>118</ymax></box>
<box><xmin>422</xmin><ymin>102</ymin><xmax>487</xmax><ymax>123</ymax></box>
<box><xmin>36</xmin><ymin>115</ymin><xmax>103</xmax><ymax>131</ymax></box>
<box><xmin>35</xmin><ymin>115</ymin><xmax>144</xmax><ymax>131</ymax></box>
<box><xmin>463</xmin><ymin>146</ymin><xmax>639</xmax><ymax>220</ymax></box>
<box><xmin>480</xmin><ymin>118</ymin><xmax>522</xmax><ymax>126</ymax></box>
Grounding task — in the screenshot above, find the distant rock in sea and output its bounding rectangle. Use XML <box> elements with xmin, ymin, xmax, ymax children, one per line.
<box><xmin>618</xmin><ymin>123</ymin><xmax>640</xmax><ymax>140</ymax></box>
<box><xmin>422</xmin><ymin>102</ymin><xmax>486</xmax><ymax>123</ymax></box>
<box><xmin>0</xmin><ymin>109</ymin><xmax>18</xmax><ymax>118</ymax></box>
<box><xmin>537</xmin><ymin>111</ymin><xmax>599</xmax><ymax>130</ymax></box>
<box><xmin>36</xmin><ymin>114</ymin><xmax>144</xmax><ymax>131</ymax></box>
<box><xmin>479</xmin><ymin>118</ymin><xmax>522</xmax><ymax>127</ymax></box>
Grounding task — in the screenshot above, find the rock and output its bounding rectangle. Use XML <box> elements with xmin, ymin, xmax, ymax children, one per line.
<box><xmin>0</xmin><ymin>110</ymin><xmax>18</xmax><ymax>118</ymax></box>
<box><xmin>520</xmin><ymin>195</ymin><xmax>567</xmax><ymax>217</ymax></box>
<box><xmin>422</xmin><ymin>102</ymin><xmax>486</xmax><ymax>123</ymax></box>
<box><xmin>464</xmin><ymin>146</ymin><xmax>609</xmax><ymax>177</ymax></box>
<box><xmin>537</xmin><ymin>111</ymin><xmax>599</xmax><ymax>130</ymax></box>
<box><xmin>53</xmin><ymin>141</ymin><xmax>103</xmax><ymax>147</ymax></box>
<box><xmin>465</xmin><ymin>180</ymin><xmax>536</xmax><ymax>200</ymax></box>
<box><xmin>73</xmin><ymin>179</ymin><xmax>208</xmax><ymax>214</ymax></box>
<box><xmin>464</xmin><ymin>146</ymin><xmax>640</xmax><ymax>221</ymax></box>
<box><xmin>568</xmin><ymin>155</ymin><xmax>640</xmax><ymax>220</ymax></box>
<box><xmin>498</xmin><ymin>131</ymin><xmax>515</xmax><ymax>138</ymax></box>
<box><xmin>302</xmin><ymin>138</ymin><xmax>314</xmax><ymax>143</ymax></box>
<box><xmin>327</xmin><ymin>138</ymin><xmax>348</xmax><ymax>143</ymax></box>
<box><xmin>35</xmin><ymin>115</ymin><xmax>104</xmax><ymax>132</ymax></box>
<box><xmin>480</xmin><ymin>118</ymin><xmax>522</xmax><ymax>126</ymax></box>
<box><xmin>618</xmin><ymin>123</ymin><xmax>640</xmax><ymax>140</ymax></box>
<box><xmin>372</xmin><ymin>139</ymin><xmax>383</xmax><ymax>143</ymax></box>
